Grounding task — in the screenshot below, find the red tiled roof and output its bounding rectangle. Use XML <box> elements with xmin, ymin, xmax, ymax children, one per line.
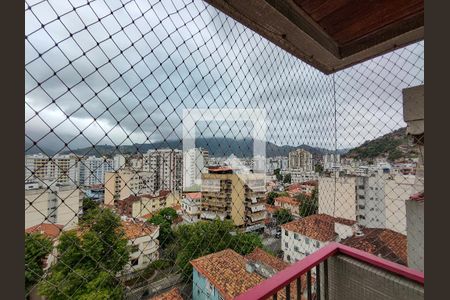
<box><xmin>275</xmin><ymin>196</ymin><xmax>300</xmax><ymax>206</ymax></box>
<box><xmin>185</xmin><ymin>192</ymin><xmax>202</xmax><ymax>200</ymax></box>
<box><xmin>191</xmin><ymin>249</ymin><xmax>306</xmax><ymax>300</ymax></box>
<box><xmin>341</xmin><ymin>228</ymin><xmax>407</xmax><ymax>265</ymax></box>
<box><xmin>265</xmin><ymin>204</ymin><xmax>281</xmax><ymax>214</ymax></box>
<box><xmin>245</xmin><ymin>247</ymin><xmax>289</xmax><ymax>272</ymax></box>
<box><xmin>121</xmin><ymin>220</ymin><xmax>158</xmax><ymax>239</ymax></box>
<box><xmin>281</xmin><ymin>214</ymin><xmax>355</xmax><ymax>242</ymax></box>
<box><xmin>25</xmin><ymin>223</ymin><xmax>63</xmax><ymax>239</ymax></box>
<box><xmin>149</xmin><ymin>287</ymin><xmax>183</xmax><ymax>300</ymax></box>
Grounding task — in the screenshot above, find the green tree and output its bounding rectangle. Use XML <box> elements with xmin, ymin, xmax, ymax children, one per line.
<box><xmin>298</xmin><ymin>188</ymin><xmax>318</xmax><ymax>217</ymax></box>
<box><xmin>39</xmin><ymin>208</ymin><xmax>129</xmax><ymax>300</ymax></box>
<box><xmin>80</xmin><ymin>197</ymin><xmax>99</xmax><ymax>223</ymax></box>
<box><xmin>283</xmin><ymin>173</ymin><xmax>292</xmax><ymax>184</ymax></box>
<box><xmin>314</xmin><ymin>163</ymin><xmax>324</xmax><ymax>174</ymax></box>
<box><xmin>266</xmin><ymin>191</ymin><xmax>278</xmax><ymax>205</ymax></box>
<box><xmin>273</xmin><ymin>168</ymin><xmax>283</xmax><ymax>181</ymax></box>
<box><xmin>274</xmin><ymin>209</ymin><xmax>293</xmax><ymax>225</ymax></box>
<box><xmin>25</xmin><ymin>233</ymin><xmax>53</xmax><ymax>294</ymax></box>
<box><xmin>174</xmin><ymin>220</ymin><xmax>262</xmax><ymax>280</ymax></box>
<box><xmin>148</xmin><ymin>207</ymin><xmax>177</xmax><ymax>248</ymax></box>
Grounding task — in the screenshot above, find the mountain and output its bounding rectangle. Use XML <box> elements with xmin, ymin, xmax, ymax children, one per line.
<box><xmin>54</xmin><ymin>138</ymin><xmax>337</xmax><ymax>158</ymax></box>
<box><xmin>344</xmin><ymin>127</ymin><xmax>418</xmax><ymax>161</ymax></box>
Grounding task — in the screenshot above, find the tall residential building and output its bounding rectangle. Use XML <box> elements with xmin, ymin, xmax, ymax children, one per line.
<box><xmin>183</xmin><ymin>148</ymin><xmax>208</xmax><ymax>190</ymax></box>
<box><xmin>25</xmin><ymin>154</ymin><xmax>79</xmax><ymax>185</ymax></box>
<box><xmin>143</xmin><ymin>149</ymin><xmax>183</xmax><ymax>194</ymax></box>
<box><xmin>323</xmin><ymin>153</ymin><xmax>341</xmax><ymax>171</ymax></box>
<box><xmin>113</xmin><ymin>154</ymin><xmax>126</xmax><ymax>171</ymax></box>
<box><xmin>288</xmin><ymin>149</ymin><xmax>313</xmax><ymax>172</ymax></box>
<box><xmin>319</xmin><ymin>174</ymin><xmax>415</xmax><ymax>234</ymax></box>
<box><xmin>78</xmin><ymin>156</ymin><xmax>113</xmax><ymax>186</ymax></box>
<box><xmin>25</xmin><ymin>184</ymin><xmax>81</xmax><ymax>229</ymax></box>
<box><xmin>104</xmin><ymin>169</ymin><xmax>154</xmax><ymax>206</ymax></box>
<box><xmin>200</xmin><ymin>167</ymin><xmax>266</xmax><ymax>231</ymax></box>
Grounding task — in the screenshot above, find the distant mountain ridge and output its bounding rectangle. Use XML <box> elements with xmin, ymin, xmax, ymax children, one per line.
<box><xmin>52</xmin><ymin>138</ymin><xmax>338</xmax><ymax>158</ymax></box>
<box><xmin>344</xmin><ymin>127</ymin><xmax>418</xmax><ymax>161</ymax></box>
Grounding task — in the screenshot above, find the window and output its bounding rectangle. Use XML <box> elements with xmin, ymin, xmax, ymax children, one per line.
<box><xmin>358</xmin><ymin>185</ymin><xmax>364</xmax><ymax>190</ymax></box>
<box><xmin>359</xmin><ymin>205</ymin><xmax>365</xmax><ymax>209</ymax></box>
<box><xmin>284</xmin><ymin>230</ymin><xmax>288</xmax><ymax>236</ymax></box>
<box><xmin>305</xmin><ymin>237</ymin><xmax>310</xmax><ymax>244</ymax></box>
<box><xmin>294</xmin><ymin>246</ymin><xmax>299</xmax><ymax>252</ymax></box>
<box><xmin>315</xmin><ymin>241</ymin><xmax>320</xmax><ymax>248</ymax></box>
<box><xmin>287</xmin><ymin>255</ymin><xmax>291</xmax><ymax>262</ymax></box>
<box><xmin>285</xmin><ymin>242</ymin><xmax>288</xmax><ymax>248</ymax></box>
<box><xmin>294</xmin><ymin>233</ymin><xmax>299</xmax><ymax>240</ymax></box>
<box><xmin>359</xmin><ymin>195</ymin><xmax>365</xmax><ymax>199</ymax></box>
<box><xmin>131</xmin><ymin>258</ymin><xmax>139</xmax><ymax>266</ymax></box>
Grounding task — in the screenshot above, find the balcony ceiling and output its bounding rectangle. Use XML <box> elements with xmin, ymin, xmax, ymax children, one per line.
<box><xmin>204</xmin><ymin>0</ymin><xmax>424</xmax><ymax>74</ymax></box>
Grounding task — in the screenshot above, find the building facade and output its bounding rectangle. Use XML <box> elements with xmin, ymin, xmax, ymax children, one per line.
<box><xmin>288</xmin><ymin>149</ymin><xmax>313</xmax><ymax>172</ymax></box>
<box><xmin>200</xmin><ymin>167</ymin><xmax>266</xmax><ymax>231</ymax></box>
<box><xmin>183</xmin><ymin>148</ymin><xmax>208</xmax><ymax>190</ymax></box>
<box><xmin>181</xmin><ymin>192</ymin><xmax>202</xmax><ymax>224</ymax></box>
<box><xmin>25</xmin><ymin>184</ymin><xmax>81</xmax><ymax>229</ymax></box>
<box><xmin>143</xmin><ymin>149</ymin><xmax>183</xmax><ymax>194</ymax></box>
<box><xmin>104</xmin><ymin>169</ymin><xmax>154</xmax><ymax>206</ymax></box>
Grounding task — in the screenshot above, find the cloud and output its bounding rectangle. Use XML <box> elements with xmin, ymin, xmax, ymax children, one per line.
<box><xmin>25</xmin><ymin>0</ymin><xmax>424</xmax><ymax>152</ymax></box>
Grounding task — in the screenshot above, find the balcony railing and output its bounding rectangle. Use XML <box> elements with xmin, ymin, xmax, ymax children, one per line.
<box><xmin>235</xmin><ymin>242</ymin><xmax>424</xmax><ymax>300</ymax></box>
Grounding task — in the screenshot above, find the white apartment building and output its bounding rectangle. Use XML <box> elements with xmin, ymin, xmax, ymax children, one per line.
<box><xmin>323</xmin><ymin>153</ymin><xmax>341</xmax><ymax>171</ymax></box>
<box><xmin>288</xmin><ymin>149</ymin><xmax>313</xmax><ymax>172</ymax></box>
<box><xmin>319</xmin><ymin>174</ymin><xmax>415</xmax><ymax>234</ymax></box>
<box><xmin>289</xmin><ymin>170</ymin><xmax>319</xmax><ymax>184</ymax></box>
<box><xmin>25</xmin><ymin>184</ymin><xmax>81</xmax><ymax>229</ymax></box>
<box><xmin>181</xmin><ymin>192</ymin><xmax>202</xmax><ymax>223</ymax></box>
<box><xmin>281</xmin><ymin>214</ymin><xmax>355</xmax><ymax>263</ymax></box>
<box><xmin>78</xmin><ymin>156</ymin><xmax>113</xmax><ymax>186</ymax></box>
<box><xmin>183</xmin><ymin>148</ymin><xmax>208</xmax><ymax>190</ymax></box>
<box><xmin>25</xmin><ymin>154</ymin><xmax>79</xmax><ymax>185</ymax></box>
<box><xmin>113</xmin><ymin>154</ymin><xmax>127</xmax><ymax>171</ymax></box>
<box><xmin>143</xmin><ymin>149</ymin><xmax>183</xmax><ymax>194</ymax></box>
<box><xmin>104</xmin><ymin>169</ymin><xmax>154</xmax><ymax>206</ymax></box>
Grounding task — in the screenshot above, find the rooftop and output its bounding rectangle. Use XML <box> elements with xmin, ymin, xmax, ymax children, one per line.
<box><xmin>185</xmin><ymin>192</ymin><xmax>202</xmax><ymax>200</ymax></box>
<box><xmin>341</xmin><ymin>228</ymin><xmax>407</xmax><ymax>265</ymax></box>
<box><xmin>25</xmin><ymin>223</ymin><xmax>63</xmax><ymax>240</ymax></box>
<box><xmin>281</xmin><ymin>214</ymin><xmax>355</xmax><ymax>242</ymax></box>
<box><xmin>274</xmin><ymin>196</ymin><xmax>300</xmax><ymax>206</ymax></box>
<box><xmin>121</xmin><ymin>220</ymin><xmax>158</xmax><ymax>240</ymax></box>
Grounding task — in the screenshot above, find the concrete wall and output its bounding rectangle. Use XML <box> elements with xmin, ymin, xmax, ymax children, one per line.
<box><xmin>319</xmin><ymin>177</ymin><xmax>357</xmax><ymax>221</ymax></box>
<box><xmin>406</xmin><ymin>200</ymin><xmax>424</xmax><ymax>272</ymax></box>
<box><xmin>326</xmin><ymin>255</ymin><xmax>423</xmax><ymax>300</ymax></box>
<box><xmin>281</xmin><ymin>228</ymin><xmax>327</xmax><ymax>263</ymax></box>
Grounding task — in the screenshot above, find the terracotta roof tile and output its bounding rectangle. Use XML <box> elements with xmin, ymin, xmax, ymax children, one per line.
<box><xmin>275</xmin><ymin>196</ymin><xmax>300</xmax><ymax>206</ymax></box>
<box><xmin>149</xmin><ymin>287</ymin><xmax>183</xmax><ymax>300</ymax></box>
<box><xmin>121</xmin><ymin>220</ymin><xmax>158</xmax><ymax>239</ymax></box>
<box><xmin>245</xmin><ymin>247</ymin><xmax>289</xmax><ymax>271</ymax></box>
<box><xmin>281</xmin><ymin>214</ymin><xmax>355</xmax><ymax>242</ymax></box>
<box><xmin>25</xmin><ymin>223</ymin><xmax>63</xmax><ymax>239</ymax></box>
<box><xmin>341</xmin><ymin>228</ymin><xmax>407</xmax><ymax>265</ymax></box>
<box><xmin>185</xmin><ymin>192</ymin><xmax>202</xmax><ymax>200</ymax></box>
<box><xmin>190</xmin><ymin>248</ymin><xmax>305</xmax><ymax>300</ymax></box>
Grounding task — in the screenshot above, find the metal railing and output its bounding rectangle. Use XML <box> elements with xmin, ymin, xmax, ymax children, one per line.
<box><xmin>235</xmin><ymin>242</ymin><xmax>424</xmax><ymax>300</ymax></box>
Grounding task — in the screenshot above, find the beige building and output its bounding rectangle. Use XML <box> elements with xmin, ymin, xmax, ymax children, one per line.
<box><xmin>143</xmin><ymin>149</ymin><xmax>183</xmax><ymax>194</ymax></box>
<box><xmin>319</xmin><ymin>176</ymin><xmax>357</xmax><ymax>221</ymax></box>
<box><xmin>288</xmin><ymin>149</ymin><xmax>313</xmax><ymax>172</ymax></box>
<box><xmin>104</xmin><ymin>169</ymin><xmax>154</xmax><ymax>206</ymax></box>
<box><xmin>116</xmin><ymin>190</ymin><xmax>180</xmax><ymax>219</ymax></box>
<box><xmin>201</xmin><ymin>167</ymin><xmax>266</xmax><ymax>231</ymax></box>
<box><xmin>25</xmin><ymin>154</ymin><xmax>79</xmax><ymax>185</ymax></box>
<box><xmin>274</xmin><ymin>196</ymin><xmax>301</xmax><ymax>217</ymax></box>
<box><xmin>25</xmin><ymin>185</ymin><xmax>81</xmax><ymax>229</ymax></box>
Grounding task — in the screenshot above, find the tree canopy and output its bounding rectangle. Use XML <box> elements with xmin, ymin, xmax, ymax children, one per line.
<box><xmin>25</xmin><ymin>232</ymin><xmax>53</xmax><ymax>294</ymax></box>
<box><xmin>39</xmin><ymin>208</ymin><xmax>129</xmax><ymax>300</ymax></box>
<box><xmin>173</xmin><ymin>220</ymin><xmax>263</xmax><ymax>280</ymax></box>
<box><xmin>147</xmin><ymin>207</ymin><xmax>177</xmax><ymax>248</ymax></box>
<box><xmin>283</xmin><ymin>173</ymin><xmax>292</xmax><ymax>184</ymax></box>
<box><xmin>274</xmin><ymin>208</ymin><xmax>293</xmax><ymax>225</ymax></box>
<box><xmin>297</xmin><ymin>188</ymin><xmax>319</xmax><ymax>217</ymax></box>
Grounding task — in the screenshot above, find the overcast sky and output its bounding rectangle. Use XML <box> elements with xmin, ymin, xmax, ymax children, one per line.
<box><xmin>25</xmin><ymin>0</ymin><xmax>424</xmax><ymax>154</ymax></box>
